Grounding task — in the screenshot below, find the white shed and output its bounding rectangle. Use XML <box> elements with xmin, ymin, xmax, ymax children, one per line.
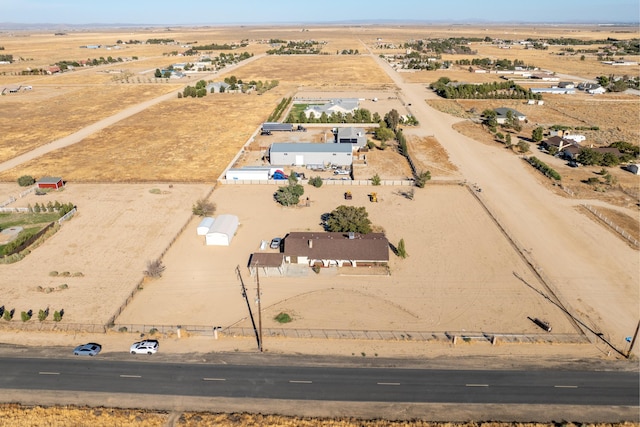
<box><xmin>205</xmin><ymin>214</ymin><xmax>239</xmax><ymax>246</ymax></box>
<box><xmin>197</xmin><ymin>217</ymin><xmax>215</xmax><ymax>236</ymax></box>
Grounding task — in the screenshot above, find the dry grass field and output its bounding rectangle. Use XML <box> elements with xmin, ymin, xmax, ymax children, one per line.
<box><xmin>3</xmin><ymin>404</ymin><xmax>633</xmax><ymax>427</ymax></box>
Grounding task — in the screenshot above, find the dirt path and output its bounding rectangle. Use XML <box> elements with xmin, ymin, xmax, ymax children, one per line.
<box><xmin>368</xmin><ymin>51</ymin><xmax>639</xmax><ymax>353</ymax></box>
<box><xmin>0</xmin><ymin>54</ymin><xmax>265</xmax><ymax>174</ymax></box>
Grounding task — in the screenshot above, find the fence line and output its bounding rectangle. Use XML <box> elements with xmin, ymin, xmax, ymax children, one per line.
<box><xmin>19</xmin><ymin>186</ymin><xmax>36</xmax><ymax>198</ymax></box>
<box><xmin>218</xmin><ymin>179</ymin><xmax>415</xmax><ymax>186</ymax></box>
<box><xmin>0</xmin><ymin>206</ymin><xmax>29</xmax><ymax>213</ymax></box>
<box><xmin>583</xmin><ymin>204</ymin><xmax>639</xmax><ymax>248</ymax></box>
<box><xmin>0</xmin><ymin>196</ymin><xmax>16</xmax><ymax>208</ymax></box>
<box><xmin>57</xmin><ymin>207</ymin><xmax>77</xmax><ymax>224</ymax></box>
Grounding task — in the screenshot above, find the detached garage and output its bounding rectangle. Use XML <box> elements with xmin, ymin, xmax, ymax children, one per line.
<box><xmin>196</xmin><ymin>217</ymin><xmax>214</xmax><ymax>236</ymax></box>
<box><xmin>205</xmin><ymin>214</ymin><xmax>239</xmax><ymax>246</ymax></box>
<box><xmin>37</xmin><ymin>177</ymin><xmax>64</xmax><ymax>190</ymax></box>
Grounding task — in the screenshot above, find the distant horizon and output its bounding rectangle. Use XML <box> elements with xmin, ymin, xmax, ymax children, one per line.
<box><xmin>1</xmin><ymin>0</ymin><xmax>638</xmax><ymax>27</ymax></box>
<box><xmin>1</xmin><ymin>19</ymin><xmax>638</xmax><ymax>31</ymax></box>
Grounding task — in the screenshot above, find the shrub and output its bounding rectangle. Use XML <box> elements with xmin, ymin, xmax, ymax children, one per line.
<box><xmin>60</xmin><ymin>271</ymin><xmax>71</xmax><ymax>277</ymax></box>
<box><xmin>118</xmin><ymin>326</ymin><xmax>128</xmax><ymax>332</ymax></box>
<box><xmin>415</xmin><ymin>171</ymin><xmax>431</xmax><ymax>188</ymax></box>
<box><xmin>21</xmin><ymin>311</ymin><xmax>32</xmax><ymax>322</ymax></box>
<box><xmin>192</xmin><ymin>198</ymin><xmax>216</xmax><ymax>216</ymax></box>
<box><xmin>4</xmin><ymin>309</ymin><xmax>12</xmax><ymax>321</ymax></box>
<box><xmin>371</xmin><ymin>174</ymin><xmax>381</xmax><ymax>186</ymax></box>
<box><xmin>144</xmin><ymin>259</ymin><xmax>165</xmax><ymax>278</ymax></box>
<box><xmin>49</xmin><ymin>271</ymin><xmax>59</xmax><ymax>277</ymax></box>
<box><xmin>308</xmin><ymin>176</ymin><xmax>323</xmax><ymax>188</ymax></box>
<box><xmin>149</xmin><ymin>328</ymin><xmax>158</xmax><ymax>335</ymax></box>
<box><xmin>397</xmin><ymin>238</ymin><xmax>407</xmax><ymax>259</ymax></box>
<box><xmin>526</xmin><ymin>156</ymin><xmax>561</xmax><ymax>181</ymax></box>
<box><xmin>149</xmin><ymin>188</ymin><xmax>162</xmax><ymax>194</ymax></box>
<box><xmin>274</xmin><ymin>312</ymin><xmax>292</xmax><ymax>323</ymax></box>
<box><xmin>38</xmin><ymin>309</ymin><xmax>48</xmax><ymax>321</ymax></box>
<box><xmin>53</xmin><ymin>311</ymin><xmax>62</xmax><ymax>322</ymax></box>
<box><xmin>17</xmin><ymin>175</ymin><xmax>35</xmax><ymax>186</ymax></box>
<box><xmin>59</xmin><ymin>284</ymin><xmax>68</xmax><ymax>290</ymax></box>
<box><xmin>72</xmin><ymin>272</ymin><xmax>84</xmax><ymax>277</ymax></box>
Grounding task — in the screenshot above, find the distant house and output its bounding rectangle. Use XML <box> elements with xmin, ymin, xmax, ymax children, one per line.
<box><xmin>335</xmin><ymin>127</ymin><xmax>367</xmax><ymax>148</ymax></box>
<box><xmin>577</xmin><ymin>82</ymin><xmax>606</xmax><ymax>94</ymax></box>
<box><xmin>283</xmin><ymin>231</ymin><xmax>389</xmax><ymax>268</ymax></box>
<box><xmin>542</xmin><ymin>136</ymin><xmax>576</xmax><ymax>152</ymax></box>
<box><xmin>557</xmin><ymin>81</ymin><xmax>575</xmax><ymax>89</ymax></box>
<box><xmin>494</xmin><ymin>108</ymin><xmax>526</xmax><ymax>124</ymax></box>
<box><xmin>206</xmin><ymin>82</ymin><xmax>231</xmax><ymax>93</ymax></box>
<box><xmin>37</xmin><ymin>177</ymin><xmax>64</xmax><ymax>190</ymax></box>
<box><xmin>303</xmin><ymin>98</ymin><xmax>359</xmax><ymax>119</ymax></box>
<box><xmin>269</xmin><ymin>143</ymin><xmax>353</xmax><ymax>167</ymax></box>
<box><xmin>47</xmin><ymin>66</ymin><xmax>61</xmax><ymax>74</ymax></box>
<box><xmin>561</xmin><ymin>144</ymin><xmax>583</xmax><ymax>160</ymax></box>
<box><xmin>530</xmin><ymin>87</ymin><xmax>575</xmax><ymax>95</ymax></box>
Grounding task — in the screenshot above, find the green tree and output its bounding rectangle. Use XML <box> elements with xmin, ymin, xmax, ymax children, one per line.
<box><xmin>371</xmin><ymin>174</ymin><xmax>381</xmax><ymax>186</ymax></box>
<box><xmin>154</xmin><ymin>68</ymin><xmax>162</xmax><ymax>78</ymax></box>
<box><xmin>505</xmin><ymin>133</ymin><xmax>512</xmax><ymax>146</ymax></box>
<box><xmin>602</xmin><ymin>152</ymin><xmax>620</xmax><ymax>167</ymax></box>
<box><xmin>596</xmin><ymin>75</ymin><xmax>610</xmax><ymax>87</ymax></box>
<box><xmin>375</xmin><ymin>126</ymin><xmax>395</xmax><ymax>143</ymax></box>
<box><xmin>17</xmin><ymin>175</ymin><xmax>35</xmax><ymax>186</ymax></box>
<box><xmin>415</xmin><ymin>170</ymin><xmax>431</xmax><ymax>188</ymax></box>
<box><xmin>308</xmin><ymin>176</ymin><xmax>323</xmax><ymax>187</ymax></box>
<box><xmin>396</xmin><ymin>238</ymin><xmax>407</xmax><ymax>259</ymax></box>
<box><xmin>325</xmin><ymin>205</ymin><xmax>372</xmax><ymax>234</ymax></box>
<box><xmin>274</xmin><ymin>183</ymin><xmax>304</xmax><ymax>206</ymax></box>
<box><xmin>482</xmin><ymin>109</ymin><xmax>498</xmax><ymax>128</ymax></box>
<box><xmin>384</xmin><ymin>109</ymin><xmax>400</xmax><ymax>131</ymax></box>
<box><xmin>577</xmin><ymin>147</ymin><xmax>604</xmax><ymax>166</ymax></box>
<box><xmin>532</xmin><ymin>127</ymin><xmax>544</xmax><ymax>143</ymax></box>
<box><xmin>517</xmin><ymin>140</ymin><xmax>530</xmax><ymax>153</ymax></box>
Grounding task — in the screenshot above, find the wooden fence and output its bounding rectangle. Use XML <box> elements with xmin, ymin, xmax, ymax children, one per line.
<box><xmin>583</xmin><ymin>204</ymin><xmax>639</xmax><ymax>248</ymax></box>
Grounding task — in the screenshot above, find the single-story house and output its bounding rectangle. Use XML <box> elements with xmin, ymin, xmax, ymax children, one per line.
<box><xmin>269</xmin><ymin>143</ymin><xmax>353</xmax><ymax>167</ymax></box>
<box><xmin>196</xmin><ymin>217</ymin><xmax>215</xmax><ymax>236</ymax></box>
<box><xmin>626</xmin><ymin>164</ymin><xmax>640</xmax><ymax>175</ymax></box>
<box><xmin>205</xmin><ymin>214</ymin><xmax>239</xmax><ymax>246</ymax></box>
<box><xmin>542</xmin><ymin>136</ymin><xmax>576</xmax><ymax>152</ymax></box>
<box><xmin>37</xmin><ymin>177</ymin><xmax>64</xmax><ymax>190</ymax></box>
<box><xmin>557</xmin><ymin>81</ymin><xmax>575</xmax><ymax>89</ymax></box>
<box><xmin>248</xmin><ymin>252</ymin><xmax>285</xmax><ymax>276</ymax></box>
<box><xmin>283</xmin><ymin>231</ymin><xmax>389</xmax><ymax>268</ymax></box>
<box><xmin>303</xmin><ymin>98</ymin><xmax>359</xmax><ymax>119</ymax></box>
<box><xmin>336</xmin><ymin>127</ymin><xmax>367</xmax><ymax>148</ymax></box>
<box><xmin>495</xmin><ymin>108</ymin><xmax>526</xmax><ymax>124</ymax></box>
<box><xmin>206</xmin><ymin>82</ymin><xmax>231</xmax><ymax>93</ymax></box>
<box><xmin>561</xmin><ymin>145</ymin><xmax>583</xmax><ymax>160</ymax></box>
<box><xmin>578</xmin><ymin>82</ymin><xmax>606</xmax><ymax>94</ymax></box>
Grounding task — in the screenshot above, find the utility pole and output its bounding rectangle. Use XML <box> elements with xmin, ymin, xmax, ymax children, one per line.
<box><xmin>626</xmin><ymin>320</ymin><xmax>640</xmax><ymax>358</ymax></box>
<box><xmin>256</xmin><ymin>264</ymin><xmax>263</xmax><ymax>352</ymax></box>
<box><xmin>235</xmin><ymin>265</ymin><xmax>260</xmax><ymax>350</ymax></box>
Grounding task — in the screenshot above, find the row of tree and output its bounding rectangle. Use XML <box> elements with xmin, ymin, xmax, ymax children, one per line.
<box><xmin>430</xmin><ymin>77</ymin><xmax>541</xmax><ymax>100</ymax></box>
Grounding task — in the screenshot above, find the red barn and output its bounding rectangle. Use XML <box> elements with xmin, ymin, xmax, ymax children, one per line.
<box><xmin>37</xmin><ymin>177</ymin><xmax>64</xmax><ymax>190</ymax></box>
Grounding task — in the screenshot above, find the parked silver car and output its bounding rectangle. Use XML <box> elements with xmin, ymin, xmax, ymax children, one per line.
<box><xmin>73</xmin><ymin>343</ymin><xmax>102</xmax><ymax>356</ymax></box>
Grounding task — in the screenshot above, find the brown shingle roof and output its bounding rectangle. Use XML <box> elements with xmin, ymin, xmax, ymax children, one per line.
<box><xmin>283</xmin><ymin>232</ymin><xmax>389</xmax><ymax>262</ymax></box>
<box><xmin>248</xmin><ymin>253</ymin><xmax>284</xmax><ymax>268</ymax></box>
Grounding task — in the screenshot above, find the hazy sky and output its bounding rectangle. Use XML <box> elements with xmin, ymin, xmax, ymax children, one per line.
<box><xmin>1</xmin><ymin>0</ymin><xmax>638</xmax><ymax>24</ymax></box>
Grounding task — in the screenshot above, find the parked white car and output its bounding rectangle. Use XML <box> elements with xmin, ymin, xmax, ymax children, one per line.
<box><xmin>130</xmin><ymin>339</ymin><xmax>159</xmax><ymax>355</ymax></box>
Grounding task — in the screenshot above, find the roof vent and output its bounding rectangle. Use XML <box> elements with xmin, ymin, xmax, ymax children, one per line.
<box><xmin>308</xmin><ymin>239</ymin><xmax>313</xmax><ymax>248</ymax></box>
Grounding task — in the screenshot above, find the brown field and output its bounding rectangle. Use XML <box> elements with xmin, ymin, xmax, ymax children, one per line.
<box><xmin>3</xmin><ymin>405</ymin><xmax>633</xmax><ymax>427</ymax></box>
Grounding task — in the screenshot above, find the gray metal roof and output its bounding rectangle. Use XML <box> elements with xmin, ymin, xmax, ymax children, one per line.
<box><xmin>37</xmin><ymin>177</ymin><xmax>63</xmax><ymax>184</ymax></box>
<box><xmin>270</xmin><ymin>143</ymin><xmax>353</xmax><ymax>153</ymax></box>
<box><xmin>337</xmin><ymin>127</ymin><xmax>365</xmax><ymax>138</ymax></box>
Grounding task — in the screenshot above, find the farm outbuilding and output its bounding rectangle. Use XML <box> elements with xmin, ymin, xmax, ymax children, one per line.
<box><xmin>269</xmin><ymin>143</ymin><xmax>353</xmax><ymax>167</ymax></box>
<box><xmin>205</xmin><ymin>214</ymin><xmax>239</xmax><ymax>246</ymax></box>
<box><xmin>225</xmin><ymin>167</ymin><xmax>271</xmax><ymax>181</ymax></box>
<box><xmin>196</xmin><ymin>217</ymin><xmax>215</xmax><ymax>236</ymax></box>
<box><xmin>262</xmin><ymin>122</ymin><xmax>293</xmax><ymax>132</ymax></box>
<box><xmin>37</xmin><ymin>177</ymin><xmax>64</xmax><ymax>190</ymax></box>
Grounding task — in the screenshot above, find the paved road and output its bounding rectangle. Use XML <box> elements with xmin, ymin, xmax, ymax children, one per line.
<box><xmin>1</xmin><ymin>357</ymin><xmax>637</xmax><ymax>407</ymax></box>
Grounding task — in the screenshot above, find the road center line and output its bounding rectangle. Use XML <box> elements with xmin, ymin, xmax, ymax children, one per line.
<box><xmin>289</xmin><ymin>380</ymin><xmax>312</xmax><ymax>384</ymax></box>
<box><xmin>203</xmin><ymin>378</ymin><xmax>226</xmax><ymax>381</ymax></box>
<box><xmin>465</xmin><ymin>384</ymin><xmax>489</xmax><ymax>387</ymax></box>
<box><xmin>377</xmin><ymin>382</ymin><xmax>401</xmax><ymax>386</ymax></box>
<box><xmin>554</xmin><ymin>385</ymin><xmax>578</xmax><ymax>388</ymax></box>
<box><xmin>38</xmin><ymin>372</ymin><xmax>60</xmax><ymax>375</ymax></box>
<box><xmin>119</xmin><ymin>374</ymin><xmax>142</xmax><ymax>378</ymax></box>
